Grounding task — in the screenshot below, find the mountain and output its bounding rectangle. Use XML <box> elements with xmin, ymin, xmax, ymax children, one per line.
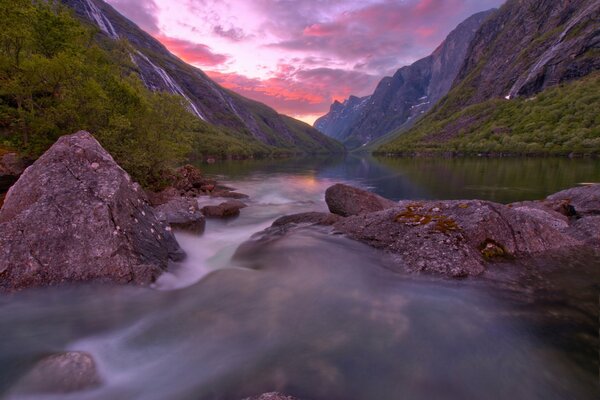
<box><xmin>62</xmin><ymin>0</ymin><xmax>342</xmax><ymax>154</ymax></box>
<box><xmin>314</xmin><ymin>10</ymin><xmax>494</xmax><ymax>149</ymax></box>
<box><xmin>377</xmin><ymin>0</ymin><xmax>600</xmax><ymax>155</ymax></box>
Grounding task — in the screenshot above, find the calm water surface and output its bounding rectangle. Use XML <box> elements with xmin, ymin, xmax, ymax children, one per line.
<box><xmin>1</xmin><ymin>156</ymin><xmax>599</xmax><ymax>399</ymax></box>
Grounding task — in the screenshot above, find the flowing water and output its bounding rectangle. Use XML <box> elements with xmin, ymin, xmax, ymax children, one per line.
<box><xmin>1</xmin><ymin>156</ymin><xmax>599</xmax><ymax>399</ymax></box>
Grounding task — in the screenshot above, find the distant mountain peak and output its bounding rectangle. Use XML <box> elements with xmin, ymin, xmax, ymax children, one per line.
<box><xmin>314</xmin><ymin>9</ymin><xmax>495</xmax><ymax>149</ymax></box>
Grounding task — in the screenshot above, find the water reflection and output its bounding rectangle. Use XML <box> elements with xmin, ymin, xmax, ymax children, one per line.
<box><xmin>201</xmin><ymin>155</ymin><xmax>600</xmax><ymax>203</ymax></box>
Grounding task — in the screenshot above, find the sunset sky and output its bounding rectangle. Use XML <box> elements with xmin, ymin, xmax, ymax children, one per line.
<box><xmin>106</xmin><ymin>0</ymin><xmax>504</xmax><ymax>124</ymax></box>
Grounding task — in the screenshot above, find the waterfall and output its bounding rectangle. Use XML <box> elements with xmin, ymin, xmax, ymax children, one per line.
<box><xmin>82</xmin><ymin>0</ymin><xmax>119</xmax><ymax>39</ymax></box>
<box><xmin>135</xmin><ymin>51</ymin><xmax>207</xmax><ymax>121</ymax></box>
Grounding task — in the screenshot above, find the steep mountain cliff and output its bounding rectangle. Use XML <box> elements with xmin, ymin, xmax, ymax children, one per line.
<box><xmin>62</xmin><ymin>0</ymin><xmax>342</xmax><ymax>154</ymax></box>
<box><xmin>314</xmin><ymin>10</ymin><xmax>493</xmax><ymax>149</ymax></box>
<box><xmin>377</xmin><ymin>0</ymin><xmax>600</xmax><ymax>155</ymax></box>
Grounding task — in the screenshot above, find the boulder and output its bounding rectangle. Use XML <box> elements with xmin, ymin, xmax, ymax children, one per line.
<box><xmin>546</xmin><ymin>184</ymin><xmax>600</xmax><ymax>216</ymax></box>
<box><xmin>243</xmin><ymin>393</ymin><xmax>303</xmax><ymax>400</ymax></box>
<box><xmin>15</xmin><ymin>351</ymin><xmax>101</xmax><ymax>394</ymax></box>
<box><xmin>325</xmin><ymin>183</ymin><xmax>396</xmax><ymax>217</ymax></box>
<box><xmin>272</xmin><ymin>212</ymin><xmax>343</xmax><ymax>227</ymax></box>
<box><xmin>173</xmin><ymin>164</ymin><xmax>207</xmax><ymax>192</ymax></box>
<box><xmin>202</xmin><ymin>200</ymin><xmax>247</xmax><ymax>218</ymax></box>
<box><xmin>0</xmin><ymin>131</ymin><xmax>184</xmax><ymax>291</ymax></box>
<box><xmin>155</xmin><ymin>197</ymin><xmax>206</xmax><ymax>233</ymax></box>
<box><xmin>333</xmin><ymin>199</ymin><xmax>582</xmax><ymax>277</ymax></box>
<box><xmin>211</xmin><ymin>190</ymin><xmax>250</xmax><ymax>199</ymax></box>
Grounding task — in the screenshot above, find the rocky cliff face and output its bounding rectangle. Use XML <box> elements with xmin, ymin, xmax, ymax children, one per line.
<box><xmin>62</xmin><ymin>0</ymin><xmax>342</xmax><ymax>153</ymax></box>
<box><xmin>314</xmin><ymin>10</ymin><xmax>493</xmax><ymax>148</ymax></box>
<box><xmin>454</xmin><ymin>0</ymin><xmax>600</xmax><ymax>104</ymax></box>
<box><xmin>375</xmin><ymin>0</ymin><xmax>600</xmax><ymax>153</ymax></box>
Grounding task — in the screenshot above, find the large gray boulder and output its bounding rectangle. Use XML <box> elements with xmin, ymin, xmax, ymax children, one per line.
<box><xmin>202</xmin><ymin>200</ymin><xmax>247</xmax><ymax>218</ymax></box>
<box><xmin>0</xmin><ymin>131</ymin><xmax>184</xmax><ymax>291</ymax></box>
<box><xmin>334</xmin><ymin>200</ymin><xmax>581</xmax><ymax>277</ymax></box>
<box><xmin>155</xmin><ymin>197</ymin><xmax>205</xmax><ymax>233</ymax></box>
<box><xmin>325</xmin><ymin>183</ymin><xmax>396</xmax><ymax>217</ymax></box>
<box><xmin>250</xmin><ymin>184</ymin><xmax>598</xmax><ymax>278</ymax></box>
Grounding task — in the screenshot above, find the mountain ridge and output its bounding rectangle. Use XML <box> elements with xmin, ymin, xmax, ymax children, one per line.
<box><xmin>376</xmin><ymin>0</ymin><xmax>600</xmax><ymax>155</ymax></box>
<box><xmin>314</xmin><ymin>9</ymin><xmax>494</xmax><ymax>149</ymax></box>
<box><xmin>62</xmin><ymin>0</ymin><xmax>343</xmax><ymax>154</ymax></box>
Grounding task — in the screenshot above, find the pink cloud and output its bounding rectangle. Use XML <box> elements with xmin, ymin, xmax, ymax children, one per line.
<box><xmin>106</xmin><ymin>0</ymin><xmax>505</xmax><ymax>121</ymax></box>
<box><xmin>207</xmin><ymin>66</ymin><xmax>378</xmax><ymax>117</ymax></box>
<box><xmin>154</xmin><ymin>35</ymin><xmax>229</xmax><ymax>67</ymax></box>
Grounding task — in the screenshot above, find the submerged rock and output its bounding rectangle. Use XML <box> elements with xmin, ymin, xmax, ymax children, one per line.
<box><xmin>0</xmin><ymin>131</ymin><xmax>184</xmax><ymax>291</ymax></box>
<box><xmin>15</xmin><ymin>351</ymin><xmax>101</xmax><ymax>394</ymax></box>
<box><xmin>325</xmin><ymin>183</ymin><xmax>396</xmax><ymax>217</ymax></box>
<box><xmin>243</xmin><ymin>393</ymin><xmax>304</xmax><ymax>400</ymax></box>
<box><xmin>211</xmin><ymin>190</ymin><xmax>250</xmax><ymax>199</ymax></box>
<box><xmin>272</xmin><ymin>212</ymin><xmax>343</xmax><ymax>227</ymax></box>
<box><xmin>202</xmin><ymin>200</ymin><xmax>247</xmax><ymax>218</ymax></box>
<box><xmin>155</xmin><ymin>197</ymin><xmax>205</xmax><ymax>233</ymax></box>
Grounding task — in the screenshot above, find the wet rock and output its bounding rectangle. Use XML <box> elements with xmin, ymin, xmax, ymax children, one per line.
<box><xmin>155</xmin><ymin>197</ymin><xmax>205</xmax><ymax>233</ymax></box>
<box><xmin>325</xmin><ymin>183</ymin><xmax>396</xmax><ymax>217</ymax></box>
<box><xmin>202</xmin><ymin>200</ymin><xmax>247</xmax><ymax>218</ymax></box>
<box><xmin>242</xmin><ymin>393</ymin><xmax>303</xmax><ymax>400</ymax></box>
<box><xmin>173</xmin><ymin>164</ymin><xmax>206</xmax><ymax>191</ymax></box>
<box><xmin>547</xmin><ymin>184</ymin><xmax>600</xmax><ymax>216</ymax></box>
<box><xmin>0</xmin><ymin>131</ymin><xmax>184</xmax><ymax>291</ymax></box>
<box><xmin>16</xmin><ymin>351</ymin><xmax>101</xmax><ymax>394</ymax></box>
<box><xmin>146</xmin><ymin>186</ymin><xmax>180</xmax><ymax>207</ymax></box>
<box><xmin>334</xmin><ymin>200</ymin><xmax>582</xmax><ymax>277</ymax></box>
<box><xmin>272</xmin><ymin>212</ymin><xmax>343</xmax><ymax>227</ymax></box>
<box><xmin>211</xmin><ymin>190</ymin><xmax>250</xmax><ymax>199</ymax></box>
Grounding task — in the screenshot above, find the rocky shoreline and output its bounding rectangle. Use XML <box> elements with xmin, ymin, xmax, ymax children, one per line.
<box><xmin>0</xmin><ymin>132</ymin><xmax>249</xmax><ymax>292</ymax></box>
<box><xmin>1</xmin><ymin>131</ymin><xmax>598</xmax><ymax>397</ymax></box>
<box><xmin>242</xmin><ymin>183</ymin><xmax>600</xmax><ymax>278</ymax></box>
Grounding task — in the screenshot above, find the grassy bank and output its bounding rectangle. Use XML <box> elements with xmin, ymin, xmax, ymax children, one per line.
<box><xmin>376</xmin><ymin>72</ymin><xmax>600</xmax><ymax>156</ymax></box>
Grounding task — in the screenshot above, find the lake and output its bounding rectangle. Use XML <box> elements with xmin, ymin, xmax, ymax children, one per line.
<box><xmin>1</xmin><ymin>156</ymin><xmax>599</xmax><ymax>400</ymax></box>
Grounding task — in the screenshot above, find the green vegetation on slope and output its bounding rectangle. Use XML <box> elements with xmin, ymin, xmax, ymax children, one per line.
<box><xmin>0</xmin><ymin>0</ymin><xmax>272</xmax><ymax>187</ymax></box>
<box><xmin>376</xmin><ymin>72</ymin><xmax>600</xmax><ymax>156</ymax></box>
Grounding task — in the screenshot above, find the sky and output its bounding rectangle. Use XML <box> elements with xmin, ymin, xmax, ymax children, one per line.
<box><xmin>106</xmin><ymin>0</ymin><xmax>505</xmax><ymax>124</ymax></box>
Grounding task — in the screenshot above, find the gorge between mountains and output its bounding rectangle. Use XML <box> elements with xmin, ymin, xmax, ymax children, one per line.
<box><xmin>0</xmin><ymin>0</ymin><xmax>599</xmax><ymax>399</ymax></box>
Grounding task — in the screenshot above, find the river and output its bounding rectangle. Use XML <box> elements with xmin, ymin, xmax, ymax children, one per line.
<box><xmin>1</xmin><ymin>156</ymin><xmax>599</xmax><ymax>399</ymax></box>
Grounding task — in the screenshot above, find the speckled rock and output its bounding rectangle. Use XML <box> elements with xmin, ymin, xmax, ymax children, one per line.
<box><xmin>250</xmin><ymin>184</ymin><xmax>598</xmax><ymax>278</ymax></box>
<box><xmin>325</xmin><ymin>183</ymin><xmax>396</xmax><ymax>217</ymax></box>
<box><xmin>333</xmin><ymin>199</ymin><xmax>582</xmax><ymax>277</ymax></box>
<box><xmin>202</xmin><ymin>200</ymin><xmax>247</xmax><ymax>218</ymax></box>
<box><xmin>155</xmin><ymin>197</ymin><xmax>205</xmax><ymax>233</ymax></box>
<box><xmin>0</xmin><ymin>131</ymin><xmax>184</xmax><ymax>291</ymax></box>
